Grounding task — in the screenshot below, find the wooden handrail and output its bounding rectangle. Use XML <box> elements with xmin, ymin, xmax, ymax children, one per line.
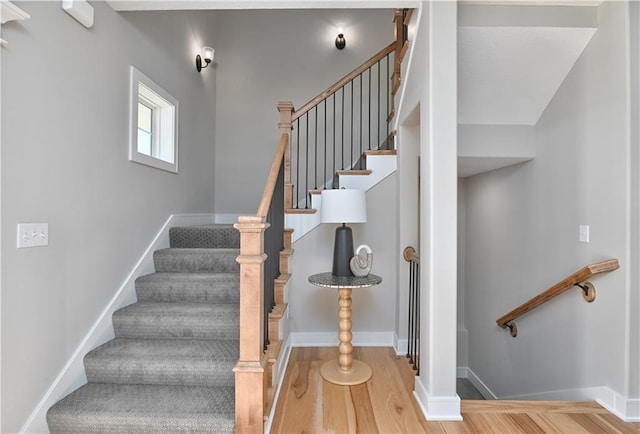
<box><xmin>403</xmin><ymin>246</ymin><xmax>420</xmax><ymax>263</ymax></box>
<box><xmin>496</xmin><ymin>259</ymin><xmax>620</xmax><ymax>337</ymax></box>
<box><xmin>292</xmin><ymin>42</ymin><xmax>395</xmax><ymax>121</ymax></box>
<box><xmin>257</xmin><ymin>133</ymin><xmax>288</xmax><ymax>217</ymax></box>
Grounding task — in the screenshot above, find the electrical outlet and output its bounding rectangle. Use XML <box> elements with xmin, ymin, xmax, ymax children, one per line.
<box><xmin>579</xmin><ymin>224</ymin><xmax>590</xmax><ymax>243</ymax></box>
<box><xmin>17</xmin><ymin>223</ymin><xmax>49</xmax><ymax>248</ymax></box>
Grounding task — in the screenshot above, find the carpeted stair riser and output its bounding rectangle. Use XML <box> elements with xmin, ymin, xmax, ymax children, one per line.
<box><xmin>47</xmin><ymin>224</ymin><xmax>241</xmax><ymax>433</ymax></box>
<box><xmin>113</xmin><ymin>302</ymin><xmax>239</xmax><ymax>340</ymax></box>
<box><xmin>154</xmin><ymin>248</ymin><xmax>240</xmax><ymax>273</ymax></box>
<box><xmin>84</xmin><ymin>339</ymin><xmax>237</xmax><ymax>387</ymax></box>
<box><xmin>169</xmin><ymin>225</ymin><xmax>240</xmax><ymax>249</ymax></box>
<box><xmin>46</xmin><ymin>383</ymin><xmax>234</xmax><ymax>433</ymax></box>
<box><xmin>135</xmin><ymin>273</ymin><xmax>239</xmax><ymax>304</ymax></box>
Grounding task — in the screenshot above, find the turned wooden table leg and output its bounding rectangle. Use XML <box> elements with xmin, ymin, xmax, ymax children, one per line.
<box><xmin>338</xmin><ymin>287</ymin><xmax>354</xmax><ymax>372</ymax></box>
<box><xmin>320</xmin><ymin>286</ymin><xmax>372</xmax><ymax>385</ymax></box>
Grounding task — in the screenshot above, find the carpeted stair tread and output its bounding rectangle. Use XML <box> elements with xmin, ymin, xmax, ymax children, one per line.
<box><xmin>46</xmin><ymin>383</ymin><xmax>234</xmax><ymax>433</ymax></box>
<box><xmin>154</xmin><ymin>248</ymin><xmax>240</xmax><ymax>273</ymax></box>
<box><xmin>85</xmin><ymin>338</ymin><xmax>237</xmax><ymax>387</ymax></box>
<box><xmin>47</xmin><ymin>223</ymin><xmax>243</xmax><ymax>433</ymax></box>
<box><xmin>135</xmin><ymin>272</ymin><xmax>239</xmax><ymax>304</ymax></box>
<box><xmin>113</xmin><ymin>302</ymin><xmax>239</xmax><ymax>340</ymax></box>
<box><xmin>169</xmin><ymin>224</ymin><xmax>239</xmax><ymax>249</ymax></box>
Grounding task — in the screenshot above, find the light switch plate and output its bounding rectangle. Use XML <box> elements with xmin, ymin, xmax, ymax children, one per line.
<box><xmin>17</xmin><ymin>223</ymin><xmax>49</xmax><ymax>248</ymax></box>
<box><xmin>579</xmin><ymin>224</ymin><xmax>590</xmax><ymax>243</ymax></box>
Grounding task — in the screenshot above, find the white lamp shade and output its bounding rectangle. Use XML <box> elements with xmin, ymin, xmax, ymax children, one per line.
<box><xmin>320</xmin><ymin>189</ymin><xmax>367</xmax><ymax>223</ymax></box>
<box><xmin>202</xmin><ymin>46</ymin><xmax>214</xmax><ymax>62</ymax></box>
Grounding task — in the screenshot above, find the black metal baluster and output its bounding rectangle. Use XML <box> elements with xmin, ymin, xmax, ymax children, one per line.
<box><xmin>350</xmin><ymin>79</ymin><xmax>354</xmax><ymax>169</ymax></box>
<box><xmin>295</xmin><ymin>118</ymin><xmax>300</xmax><ymax>208</ymax></box>
<box><xmin>386</xmin><ymin>53</ymin><xmax>390</xmax><ymax>144</ymax></box>
<box><xmin>359</xmin><ymin>74</ymin><xmax>363</xmax><ymax>163</ymax></box>
<box><xmin>324</xmin><ymin>100</ymin><xmax>327</xmax><ymax>190</ymax></box>
<box><xmin>305</xmin><ymin>113</ymin><xmax>309</xmax><ymax>208</ymax></box>
<box><xmin>377</xmin><ymin>60</ymin><xmax>381</xmax><ymax>149</ymax></box>
<box><xmin>314</xmin><ymin>106</ymin><xmax>318</xmax><ymax>190</ymax></box>
<box><xmin>407</xmin><ymin>262</ymin><xmax>413</xmax><ymax>363</ymax></box>
<box><xmin>368</xmin><ymin>67</ymin><xmax>372</xmax><ymax>150</ymax></box>
<box><xmin>333</xmin><ymin>93</ymin><xmax>336</xmax><ymax>179</ymax></box>
<box><xmin>415</xmin><ymin>263</ymin><xmax>420</xmax><ymax>373</ymax></box>
<box><xmin>341</xmin><ymin>86</ymin><xmax>345</xmax><ymax>170</ymax></box>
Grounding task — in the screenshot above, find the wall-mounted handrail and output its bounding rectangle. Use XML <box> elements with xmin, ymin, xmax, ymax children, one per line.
<box><xmin>403</xmin><ymin>246</ymin><xmax>420</xmax><ymax>373</ymax></box>
<box><xmin>496</xmin><ymin>259</ymin><xmax>620</xmax><ymax>337</ymax></box>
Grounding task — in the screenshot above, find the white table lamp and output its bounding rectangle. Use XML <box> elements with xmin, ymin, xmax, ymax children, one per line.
<box><xmin>320</xmin><ymin>189</ymin><xmax>367</xmax><ymax>277</ymax></box>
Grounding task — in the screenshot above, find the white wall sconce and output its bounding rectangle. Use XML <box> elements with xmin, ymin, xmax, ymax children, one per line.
<box><xmin>335</xmin><ymin>32</ymin><xmax>346</xmax><ymax>50</ymax></box>
<box><xmin>196</xmin><ymin>46</ymin><xmax>214</xmax><ymax>72</ymax></box>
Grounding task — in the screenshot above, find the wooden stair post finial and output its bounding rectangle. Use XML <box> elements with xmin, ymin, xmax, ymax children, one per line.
<box><xmin>278</xmin><ymin>101</ymin><xmax>294</xmax><ymax>210</ymax></box>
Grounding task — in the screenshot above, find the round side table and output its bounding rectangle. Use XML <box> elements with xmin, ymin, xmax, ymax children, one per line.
<box><xmin>308</xmin><ymin>272</ymin><xmax>382</xmax><ymax>386</ymax></box>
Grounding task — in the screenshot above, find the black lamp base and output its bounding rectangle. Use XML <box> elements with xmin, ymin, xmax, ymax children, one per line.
<box><xmin>332</xmin><ymin>224</ymin><xmax>354</xmax><ymax>277</ymax></box>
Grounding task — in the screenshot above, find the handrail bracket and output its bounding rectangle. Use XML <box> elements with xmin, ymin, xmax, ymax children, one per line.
<box><xmin>574</xmin><ymin>281</ymin><xmax>596</xmax><ymax>303</ymax></box>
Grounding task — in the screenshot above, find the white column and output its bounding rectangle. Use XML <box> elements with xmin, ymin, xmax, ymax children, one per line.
<box><xmin>414</xmin><ymin>0</ymin><xmax>461</xmax><ymax>420</ymax></box>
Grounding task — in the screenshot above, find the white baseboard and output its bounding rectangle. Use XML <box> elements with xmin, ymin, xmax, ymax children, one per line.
<box><xmin>394</xmin><ymin>333</ymin><xmax>408</xmax><ymax>356</ymax></box>
<box><xmin>466</xmin><ymin>368</ymin><xmax>497</xmax><ymax>400</ymax></box>
<box><xmin>264</xmin><ymin>334</ymin><xmax>293</xmax><ymax>434</ymax></box>
<box><xmin>460</xmin><ymin>369</ymin><xmax>639</xmax><ymax>422</ymax></box>
<box><xmin>20</xmin><ymin>213</ymin><xmax>216</xmax><ymax>433</ymax></box>
<box><xmin>456</xmin><ymin>367</ymin><xmax>468</xmax><ymax>378</ymax></box>
<box><xmin>413</xmin><ymin>376</ymin><xmax>462</xmax><ymax>421</ymax></box>
<box><xmin>214</xmin><ymin>213</ymin><xmax>241</xmax><ymax>224</ymax></box>
<box><xmin>584</xmin><ymin>386</ymin><xmax>640</xmax><ymax>422</ymax></box>
<box><xmin>290</xmin><ymin>331</ymin><xmax>395</xmax><ymax>347</ymax></box>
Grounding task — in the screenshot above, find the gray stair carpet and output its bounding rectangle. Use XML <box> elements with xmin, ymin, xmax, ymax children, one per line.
<box><xmin>47</xmin><ymin>225</ymin><xmax>240</xmax><ymax>433</ymax></box>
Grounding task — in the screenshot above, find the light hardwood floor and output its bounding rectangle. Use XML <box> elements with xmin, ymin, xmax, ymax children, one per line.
<box><xmin>271</xmin><ymin>347</ymin><xmax>640</xmax><ymax>433</ymax></box>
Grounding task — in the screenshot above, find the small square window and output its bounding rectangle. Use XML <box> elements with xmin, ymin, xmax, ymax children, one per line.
<box><xmin>129</xmin><ymin>66</ymin><xmax>178</xmax><ymax>173</ymax></box>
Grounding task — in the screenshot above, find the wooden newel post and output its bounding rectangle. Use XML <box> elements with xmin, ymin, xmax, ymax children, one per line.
<box><xmin>234</xmin><ymin>215</ymin><xmax>270</xmax><ymax>433</ymax></box>
<box><xmin>278</xmin><ymin>101</ymin><xmax>294</xmax><ymax>209</ymax></box>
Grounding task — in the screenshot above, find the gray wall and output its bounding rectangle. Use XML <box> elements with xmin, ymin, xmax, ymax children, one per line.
<box><xmin>1</xmin><ymin>3</ymin><xmax>218</xmax><ymax>432</ymax></box>
<box><xmin>463</xmin><ymin>0</ymin><xmax>633</xmax><ymax>399</ymax></box>
<box><xmin>213</xmin><ymin>9</ymin><xmax>394</xmax><ymax>214</ymax></box>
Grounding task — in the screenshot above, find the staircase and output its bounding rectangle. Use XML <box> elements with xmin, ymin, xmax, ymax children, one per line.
<box><xmin>47</xmin><ymin>225</ymin><xmax>241</xmax><ymax>433</ymax></box>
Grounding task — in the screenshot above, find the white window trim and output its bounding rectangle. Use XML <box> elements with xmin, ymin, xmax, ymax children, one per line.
<box><xmin>129</xmin><ymin>66</ymin><xmax>179</xmax><ymax>173</ymax></box>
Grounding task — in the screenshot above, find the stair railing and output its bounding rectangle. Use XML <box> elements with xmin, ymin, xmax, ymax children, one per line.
<box><xmin>496</xmin><ymin>259</ymin><xmax>620</xmax><ymax>337</ymax></box>
<box><xmin>403</xmin><ymin>246</ymin><xmax>420</xmax><ymax>374</ymax></box>
<box><xmin>277</xmin><ymin>9</ymin><xmax>411</xmax><ymax>211</ymax></box>
<box><xmin>282</xmin><ymin>43</ymin><xmax>395</xmax><ymax>210</ymax></box>
<box><xmin>234</xmin><ymin>133</ymin><xmax>287</xmax><ymax>433</ymax></box>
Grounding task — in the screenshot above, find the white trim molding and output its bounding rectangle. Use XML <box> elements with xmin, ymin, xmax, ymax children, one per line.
<box><xmin>1</xmin><ymin>1</ymin><xmax>29</xmax><ymax>24</ymax></box>
<box><xmin>20</xmin><ymin>213</ymin><xmax>216</xmax><ymax>433</ymax></box>
<box><xmin>61</xmin><ymin>0</ymin><xmax>94</xmax><ymax>28</ymax></box>
<box><xmin>1</xmin><ymin>0</ymin><xmax>30</xmax><ymax>46</ymax></box>
<box><xmin>264</xmin><ymin>334</ymin><xmax>293</xmax><ymax>434</ymax></box>
<box><xmin>413</xmin><ymin>376</ymin><xmax>462</xmax><ymax>421</ymax></box>
<box><xmin>585</xmin><ymin>386</ymin><xmax>640</xmax><ymax>422</ymax></box>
